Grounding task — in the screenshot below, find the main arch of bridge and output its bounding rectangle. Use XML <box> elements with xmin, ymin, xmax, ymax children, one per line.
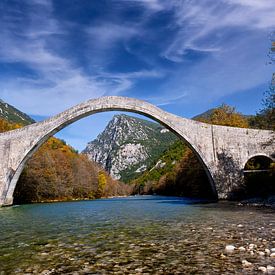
<box><xmin>0</xmin><ymin>96</ymin><xmax>274</xmax><ymax>206</ymax></box>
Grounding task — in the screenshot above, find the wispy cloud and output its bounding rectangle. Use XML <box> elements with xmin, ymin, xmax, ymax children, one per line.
<box><xmin>0</xmin><ymin>0</ymin><xmax>274</xmax><ymax>119</ymax></box>
<box><xmin>124</xmin><ymin>0</ymin><xmax>164</xmax><ymax>11</ymax></box>
<box><xmin>132</xmin><ymin>0</ymin><xmax>275</xmax><ymax>62</ymax></box>
<box><xmin>0</xmin><ymin>1</ymin><xmax>162</xmax><ymax>115</ymax></box>
<box><xmin>0</xmin><ymin>0</ymin><xmax>274</xmax><ymax>149</ymax></box>
<box><xmin>146</xmin><ymin>93</ymin><xmax>187</xmax><ymax>107</ymax></box>
<box><xmin>86</xmin><ymin>23</ymin><xmax>138</xmax><ymax>48</ymax></box>
<box><xmin>129</xmin><ymin>0</ymin><xmax>275</xmax><ymax>103</ymax></box>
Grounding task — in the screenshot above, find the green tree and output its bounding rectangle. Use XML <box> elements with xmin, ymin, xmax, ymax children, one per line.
<box><xmin>255</xmin><ymin>81</ymin><xmax>275</xmax><ymax>131</ymax></box>
<box><xmin>249</xmin><ymin>32</ymin><xmax>275</xmax><ymax>131</ymax></box>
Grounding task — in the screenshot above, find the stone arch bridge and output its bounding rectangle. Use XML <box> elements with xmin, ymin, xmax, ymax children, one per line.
<box><xmin>0</xmin><ymin>96</ymin><xmax>274</xmax><ymax>206</ymax></box>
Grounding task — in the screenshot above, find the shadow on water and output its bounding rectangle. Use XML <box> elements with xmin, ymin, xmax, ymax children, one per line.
<box><xmin>103</xmin><ymin>195</ymin><xmax>214</xmax><ymax>204</ymax></box>
<box><xmin>156</xmin><ymin>199</ymin><xmax>214</xmax><ymax>205</ymax></box>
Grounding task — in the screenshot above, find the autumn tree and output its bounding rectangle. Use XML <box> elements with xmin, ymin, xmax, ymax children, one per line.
<box><xmin>0</xmin><ymin>118</ymin><xmax>21</xmax><ymax>132</ymax></box>
<box><xmin>96</xmin><ymin>171</ymin><xmax>107</xmax><ymax>198</ymax></box>
<box><xmin>13</xmin><ymin>136</ymin><xmax>131</xmax><ymax>203</ymax></box>
<box><xmin>199</xmin><ymin>104</ymin><xmax>249</xmax><ymax>128</ymax></box>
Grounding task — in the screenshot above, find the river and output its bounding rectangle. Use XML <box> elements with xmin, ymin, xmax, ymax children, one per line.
<box><xmin>0</xmin><ymin>196</ymin><xmax>274</xmax><ymax>274</ymax></box>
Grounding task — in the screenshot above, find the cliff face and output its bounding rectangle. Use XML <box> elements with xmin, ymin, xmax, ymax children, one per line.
<box><xmin>83</xmin><ymin>114</ymin><xmax>177</xmax><ymax>182</ymax></box>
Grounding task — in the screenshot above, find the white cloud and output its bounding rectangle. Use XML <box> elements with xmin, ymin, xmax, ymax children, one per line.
<box><xmin>124</xmin><ymin>0</ymin><xmax>164</xmax><ymax>11</ymax></box>
<box><xmin>150</xmin><ymin>0</ymin><xmax>275</xmax><ymax>62</ymax></box>
<box><xmin>0</xmin><ymin>0</ymin><xmax>274</xmax><ymax>118</ymax></box>
<box><xmin>0</xmin><ymin>1</ymin><xmax>163</xmax><ymax>116</ymax></box>
<box><xmin>86</xmin><ymin>23</ymin><xmax>138</xmax><ymax>46</ymax></box>
<box><xmin>225</xmin><ymin>0</ymin><xmax>275</xmax><ymax>9</ymax></box>
<box><xmin>0</xmin><ymin>9</ymin><xmax>106</xmax><ymax>114</ymax></box>
<box><xmin>146</xmin><ymin>93</ymin><xmax>187</xmax><ymax>107</ymax></box>
<box><xmin>130</xmin><ymin>0</ymin><xmax>275</xmax><ymax>105</ymax></box>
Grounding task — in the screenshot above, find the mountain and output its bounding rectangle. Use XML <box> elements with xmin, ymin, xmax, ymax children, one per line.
<box><xmin>0</xmin><ymin>99</ymin><xmax>35</xmax><ymax>125</ymax></box>
<box><xmin>192</xmin><ymin>109</ymin><xmax>215</xmax><ymax>121</ymax></box>
<box><xmin>82</xmin><ymin>114</ymin><xmax>178</xmax><ymax>182</ymax></box>
<box><xmin>193</xmin><ymin>107</ymin><xmax>253</xmax><ymax>121</ymax></box>
<box><xmin>131</xmin><ymin>140</ymin><xmax>187</xmax><ymax>187</ymax></box>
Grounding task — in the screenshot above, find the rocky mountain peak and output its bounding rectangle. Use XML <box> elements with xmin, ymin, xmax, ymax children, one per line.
<box><xmin>83</xmin><ymin>114</ymin><xmax>177</xmax><ymax>182</ymax></box>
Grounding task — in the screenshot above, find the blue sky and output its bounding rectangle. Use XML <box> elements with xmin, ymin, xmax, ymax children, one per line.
<box><xmin>0</xmin><ymin>0</ymin><xmax>274</xmax><ymax>150</ymax></box>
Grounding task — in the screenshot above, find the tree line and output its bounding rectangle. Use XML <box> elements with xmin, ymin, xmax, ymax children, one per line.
<box><xmin>0</xmin><ymin>119</ymin><xmax>132</xmax><ymax>203</ymax></box>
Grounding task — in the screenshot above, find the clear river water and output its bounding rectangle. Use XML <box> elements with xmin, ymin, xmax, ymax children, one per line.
<box><xmin>0</xmin><ymin>196</ymin><xmax>274</xmax><ymax>274</ymax></box>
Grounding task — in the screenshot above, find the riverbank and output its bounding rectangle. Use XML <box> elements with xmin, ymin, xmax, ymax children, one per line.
<box><xmin>28</xmin><ymin>195</ymin><xmax>131</xmax><ymax>204</ymax></box>
<box><xmin>237</xmin><ymin>195</ymin><xmax>275</xmax><ymax>209</ymax></box>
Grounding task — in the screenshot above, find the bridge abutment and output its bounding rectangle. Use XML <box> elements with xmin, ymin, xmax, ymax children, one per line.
<box><xmin>0</xmin><ymin>195</ymin><xmax>13</xmax><ymax>207</ymax></box>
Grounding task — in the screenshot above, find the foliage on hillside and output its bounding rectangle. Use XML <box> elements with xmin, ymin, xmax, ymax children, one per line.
<box><xmin>197</xmin><ymin>104</ymin><xmax>249</xmax><ymax>128</ymax></box>
<box><xmin>0</xmin><ymin>118</ymin><xmax>131</xmax><ymax>203</ymax></box>
<box><xmin>0</xmin><ymin>100</ymin><xmax>35</xmax><ymax>125</ymax></box>
<box><xmin>83</xmin><ymin>114</ymin><xmax>177</xmax><ymax>182</ymax></box>
<box><xmin>0</xmin><ymin>115</ymin><xmax>131</xmax><ymax>203</ymax></box>
<box><xmin>0</xmin><ymin>118</ymin><xmax>21</xmax><ymax>132</ymax></box>
<box><xmin>132</xmin><ymin>104</ymin><xmax>252</xmax><ymax>199</ymax></box>
<box><xmin>133</xmin><ymin>147</ymin><xmax>215</xmax><ymax>199</ymax></box>
<box><xmin>120</xmin><ymin>129</ymin><xmax>177</xmax><ymax>182</ymax></box>
<box><xmin>130</xmin><ymin>140</ymin><xmax>186</xmax><ymax>187</ymax></box>
<box><xmin>14</xmin><ymin>137</ymin><xmax>132</xmax><ymax>203</ymax></box>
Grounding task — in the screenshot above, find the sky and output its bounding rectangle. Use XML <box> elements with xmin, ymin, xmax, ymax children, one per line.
<box><xmin>0</xmin><ymin>0</ymin><xmax>275</xmax><ymax>150</ymax></box>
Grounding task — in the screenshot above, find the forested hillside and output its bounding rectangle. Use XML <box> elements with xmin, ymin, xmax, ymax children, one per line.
<box><xmin>0</xmin><ymin>118</ymin><xmax>131</xmax><ymax>204</ymax></box>
<box><xmin>0</xmin><ymin>100</ymin><xmax>35</xmax><ymax>125</ymax></box>
<box><xmin>14</xmin><ymin>137</ymin><xmax>132</xmax><ymax>203</ymax></box>
<box><xmin>131</xmin><ymin>104</ymin><xmax>268</xmax><ymax>200</ymax></box>
<box><xmin>0</xmin><ymin>118</ymin><xmax>21</xmax><ymax>132</ymax></box>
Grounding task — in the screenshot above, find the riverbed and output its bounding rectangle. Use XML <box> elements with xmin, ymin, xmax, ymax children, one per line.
<box><xmin>0</xmin><ymin>196</ymin><xmax>274</xmax><ymax>274</ymax></box>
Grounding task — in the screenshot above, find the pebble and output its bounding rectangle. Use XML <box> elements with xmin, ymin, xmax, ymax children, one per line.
<box><xmin>258</xmin><ymin>251</ymin><xmax>265</xmax><ymax>256</ymax></box>
<box><xmin>242</xmin><ymin>260</ymin><xmax>252</xmax><ymax>268</ymax></box>
<box><xmin>270</xmin><ymin>253</ymin><xmax>275</xmax><ymax>258</ymax></box>
<box><xmin>225</xmin><ymin>245</ymin><xmax>235</xmax><ymax>253</ymax></box>
<box><xmin>237</xmin><ymin>224</ymin><xmax>244</xmax><ymax>228</ymax></box>
<box><xmin>258</xmin><ymin>266</ymin><xmax>267</xmax><ymax>273</ymax></box>
<box><xmin>248</xmin><ymin>243</ymin><xmax>256</xmax><ymax>250</ymax></box>
<box><xmin>271</xmin><ymin>248</ymin><xmax>275</xmax><ymax>252</ymax></box>
<box><xmin>266</xmin><ymin>265</ymin><xmax>275</xmax><ymax>272</ymax></box>
<box><xmin>265</xmin><ymin>249</ymin><xmax>271</xmax><ymax>255</ymax></box>
<box><xmin>220</xmin><ymin>253</ymin><xmax>226</xmax><ymax>259</ymax></box>
<box><xmin>40</xmin><ymin>252</ymin><xmax>49</xmax><ymax>256</ymax></box>
<box><xmin>238</xmin><ymin>246</ymin><xmax>246</xmax><ymax>252</ymax></box>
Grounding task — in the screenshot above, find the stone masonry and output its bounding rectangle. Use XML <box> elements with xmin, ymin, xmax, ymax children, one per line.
<box><xmin>0</xmin><ymin>96</ymin><xmax>274</xmax><ymax>206</ymax></box>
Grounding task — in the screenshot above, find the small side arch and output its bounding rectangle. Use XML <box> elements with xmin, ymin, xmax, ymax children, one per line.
<box><xmin>243</xmin><ymin>154</ymin><xmax>274</xmax><ymax>171</ymax></box>
<box><xmin>242</xmin><ymin>154</ymin><xmax>274</xmax><ymax>199</ymax></box>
